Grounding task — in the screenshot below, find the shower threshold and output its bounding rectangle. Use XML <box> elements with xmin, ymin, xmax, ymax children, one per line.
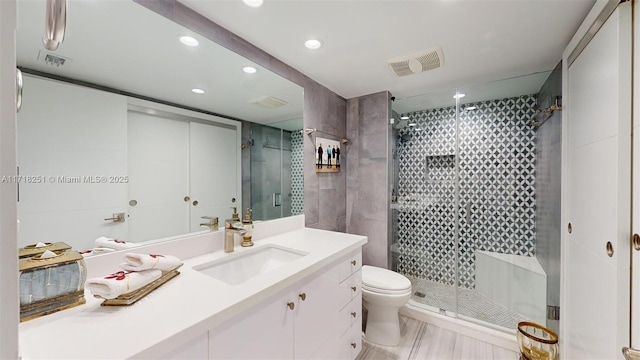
<box><xmin>406</xmin><ymin>276</ymin><xmax>527</xmax><ymax>330</ymax></box>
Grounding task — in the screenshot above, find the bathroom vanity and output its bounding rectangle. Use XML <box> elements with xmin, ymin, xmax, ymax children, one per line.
<box><xmin>18</xmin><ymin>216</ymin><xmax>366</xmax><ymax>359</ymax></box>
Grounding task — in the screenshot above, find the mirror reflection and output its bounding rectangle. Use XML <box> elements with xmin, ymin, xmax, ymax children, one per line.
<box><xmin>15</xmin><ymin>0</ymin><xmax>304</xmax><ymax>252</ymax></box>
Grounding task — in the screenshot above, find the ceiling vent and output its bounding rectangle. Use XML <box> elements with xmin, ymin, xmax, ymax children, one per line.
<box><xmin>37</xmin><ymin>50</ymin><xmax>72</xmax><ymax>67</ymax></box>
<box><xmin>388</xmin><ymin>47</ymin><xmax>444</xmax><ymax>77</ymax></box>
<box><xmin>251</xmin><ymin>96</ymin><xmax>288</xmax><ymax>109</ymax></box>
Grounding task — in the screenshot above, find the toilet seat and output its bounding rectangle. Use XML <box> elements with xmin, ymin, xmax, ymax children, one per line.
<box><xmin>363</xmin><ymin>284</ymin><xmax>411</xmax><ymax>295</ymax></box>
<box><xmin>362</xmin><ymin>265</ymin><xmax>412</xmax><ymax>294</ymax></box>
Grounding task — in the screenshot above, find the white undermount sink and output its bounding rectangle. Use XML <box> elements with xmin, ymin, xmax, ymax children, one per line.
<box><xmin>193</xmin><ymin>244</ymin><xmax>308</xmax><ymax>285</ymax></box>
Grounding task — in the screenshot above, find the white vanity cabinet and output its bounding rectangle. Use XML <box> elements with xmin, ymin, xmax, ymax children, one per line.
<box><xmin>160</xmin><ymin>333</ymin><xmax>209</xmax><ymax>360</ymax></box>
<box><xmin>208</xmin><ymin>249</ymin><xmax>363</xmax><ymax>360</ymax></box>
<box><xmin>208</xmin><ymin>291</ymin><xmax>295</xmax><ymax>359</ymax></box>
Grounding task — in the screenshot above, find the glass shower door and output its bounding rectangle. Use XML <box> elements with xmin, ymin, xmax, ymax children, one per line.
<box><xmin>391</xmin><ymin>87</ymin><xmax>461</xmax><ymax>317</ymax></box>
<box><xmin>455</xmin><ymin>73</ymin><xmax>551</xmax><ymax>332</ymax></box>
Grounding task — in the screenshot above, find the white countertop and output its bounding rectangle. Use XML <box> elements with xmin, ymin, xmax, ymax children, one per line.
<box><xmin>19</xmin><ymin>227</ymin><xmax>367</xmax><ymax>359</ymax></box>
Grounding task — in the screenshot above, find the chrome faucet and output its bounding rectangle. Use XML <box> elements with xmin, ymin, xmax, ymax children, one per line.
<box><xmin>224</xmin><ymin>208</ymin><xmax>246</xmax><ymax>253</ymax></box>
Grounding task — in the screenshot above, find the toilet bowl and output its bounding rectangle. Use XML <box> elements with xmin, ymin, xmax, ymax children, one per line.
<box><xmin>362</xmin><ymin>265</ymin><xmax>412</xmax><ymax>346</ymax></box>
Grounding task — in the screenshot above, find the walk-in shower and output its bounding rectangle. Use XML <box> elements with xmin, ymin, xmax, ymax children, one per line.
<box><xmin>389</xmin><ymin>69</ymin><xmax>562</xmax><ymax>333</ymax></box>
<box><xmin>245</xmin><ymin>122</ymin><xmax>304</xmax><ymax>221</ymax></box>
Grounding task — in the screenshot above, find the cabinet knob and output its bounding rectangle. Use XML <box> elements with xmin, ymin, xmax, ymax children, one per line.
<box><xmin>351</xmin><ymin>311</ymin><xmax>357</xmax><ymax>318</ymax></box>
<box><xmin>299</xmin><ymin>293</ymin><xmax>306</xmax><ymax>301</ymax></box>
<box><xmin>351</xmin><ymin>342</ymin><xmax>357</xmax><ymax>349</ymax></box>
<box><xmin>287</xmin><ymin>302</ymin><xmax>295</xmax><ymax>310</ymax></box>
<box><xmin>351</xmin><ymin>260</ymin><xmax>357</xmax><ymax>266</ymax></box>
<box><xmin>351</xmin><ymin>286</ymin><xmax>357</xmax><ymax>292</ymax></box>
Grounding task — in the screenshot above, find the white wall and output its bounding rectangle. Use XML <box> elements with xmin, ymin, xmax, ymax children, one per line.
<box><xmin>17</xmin><ymin>76</ymin><xmax>129</xmax><ymax>250</ymax></box>
<box><xmin>0</xmin><ymin>1</ymin><xmax>18</xmax><ymax>358</ymax></box>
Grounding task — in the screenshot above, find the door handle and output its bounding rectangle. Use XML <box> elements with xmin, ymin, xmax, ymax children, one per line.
<box><xmin>632</xmin><ymin>234</ymin><xmax>640</xmax><ymax>251</ymax></box>
<box><xmin>622</xmin><ymin>347</ymin><xmax>640</xmax><ymax>360</ymax></box>
<box><xmin>16</xmin><ymin>69</ymin><xmax>23</xmax><ymax>112</ymax></box>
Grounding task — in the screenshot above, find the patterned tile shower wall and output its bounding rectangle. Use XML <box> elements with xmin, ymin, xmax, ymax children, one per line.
<box><xmin>291</xmin><ymin>130</ymin><xmax>304</xmax><ymax>215</ymax></box>
<box><xmin>396</xmin><ymin>95</ymin><xmax>537</xmax><ymax>289</ymax></box>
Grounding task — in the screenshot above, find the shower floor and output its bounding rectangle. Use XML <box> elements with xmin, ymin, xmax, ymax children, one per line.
<box><xmin>406</xmin><ymin>276</ymin><xmax>528</xmax><ymax>330</ymax></box>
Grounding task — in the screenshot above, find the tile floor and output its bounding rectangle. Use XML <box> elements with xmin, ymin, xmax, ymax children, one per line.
<box><xmin>356</xmin><ymin>316</ymin><xmax>519</xmax><ymax>360</ymax></box>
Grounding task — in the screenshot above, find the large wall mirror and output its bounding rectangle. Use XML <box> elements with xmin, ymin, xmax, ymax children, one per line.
<box><xmin>15</xmin><ymin>0</ymin><xmax>304</xmax><ymax>251</ymax></box>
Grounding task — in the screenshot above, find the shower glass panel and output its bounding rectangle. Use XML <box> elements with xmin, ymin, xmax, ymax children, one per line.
<box><xmin>392</xmin><ymin>71</ymin><xmax>558</xmax><ymax>333</ymax></box>
<box><xmin>249</xmin><ymin>123</ymin><xmax>304</xmax><ymax>221</ymax></box>
<box><xmin>391</xmin><ymin>87</ymin><xmax>460</xmax><ymax>318</ymax></box>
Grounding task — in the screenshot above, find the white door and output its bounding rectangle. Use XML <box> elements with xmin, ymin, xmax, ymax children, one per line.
<box><xmin>189</xmin><ymin>121</ymin><xmax>239</xmax><ymax>231</ymax></box>
<box><xmin>632</xmin><ymin>0</ymin><xmax>640</xmax><ymax>353</ymax></box>
<box><xmin>563</xmin><ymin>2</ymin><xmax>632</xmax><ymax>358</ymax></box>
<box><xmin>127</xmin><ymin>111</ymin><xmax>190</xmax><ymax>242</ymax></box>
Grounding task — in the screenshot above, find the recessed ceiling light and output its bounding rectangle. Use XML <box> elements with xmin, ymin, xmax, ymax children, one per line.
<box><xmin>408</xmin><ymin>123</ymin><xmax>417</xmax><ymax>127</ymax></box>
<box><xmin>243</xmin><ymin>66</ymin><xmax>257</xmax><ymax>74</ymax></box>
<box><xmin>305</xmin><ymin>39</ymin><xmax>322</xmax><ymax>50</ymax></box>
<box><xmin>415</xmin><ymin>128</ymin><xmax>422</xmax><ymax>131</ymax></box>
<box><xmin>400</xmin><ymin>116</ymin><xmax>410</xmax><ymax>120</ymax></box>
<box><xmin>453</xmin><ymin>93</ymin><xmax>466</xmax><ymax>99</ymax></box>
<box><xmin>243</xmin><ymin>0</ymin><xmax>263</xmax><ymax>7</ymax></box>
<box><xmin>465</xmin><ymin>106</ymin><xmax>477</xmax><ymax>111</ymax></box>
<box><xmin>179</xmin><ymin>35</ymin><xmax>199</xmax><ymax>47</ymax></box>
<box><xmin>191</xmin><ymin>88</ymin><xmax>205</xmax><ymax>94</ymax></box>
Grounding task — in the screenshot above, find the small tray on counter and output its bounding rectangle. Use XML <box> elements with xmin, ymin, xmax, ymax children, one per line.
<box><xmin>97</xmin><ymin>266</ymin><xmax>181</xmax><ymax>306</ymax></box>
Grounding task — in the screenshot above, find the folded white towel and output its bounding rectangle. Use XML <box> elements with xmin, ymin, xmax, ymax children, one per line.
<box><xmin>79</xmin><ymin>247</ymin><xmax>117</xmax><ymax>257</ymax></box>
<box><xmin>120</xmin><ymin>253</ymin><xmax>183</xmax><ymax>272</ymax></box>
<box><xmin>94</xmin><ymin>236</ymin><xmax>137</xmax><ymax>250</ymax></box>
<box><xmin>85</xmin><ymin>269</ymin><xmax>162</xmax><ymax>299</ymax></box>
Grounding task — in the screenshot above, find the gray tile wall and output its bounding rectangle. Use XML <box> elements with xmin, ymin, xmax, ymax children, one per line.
<box><xmin>137</xmin><ymin>0</ymin><xmax>348</xmax><ymax>232</ymax></box>
<box><xmin>303</xmin><ymin>82</ymin><xmax>347</xmax><ymax>232</ymax></box>
<box><xmin>535</xmin><ymin>63</ymin><xmax>562</xmax><ymax>333</ymax></box>
<box><xmin>346</xmin><ymin>91</ymin><xmax>392</xmax><ymax>268</ymax></box>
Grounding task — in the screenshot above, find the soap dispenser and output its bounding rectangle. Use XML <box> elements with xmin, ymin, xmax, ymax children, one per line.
<box><xmin>241</xmin><ymin>208</ymin><xmax>254</xmax><ymax>247</ymax></box>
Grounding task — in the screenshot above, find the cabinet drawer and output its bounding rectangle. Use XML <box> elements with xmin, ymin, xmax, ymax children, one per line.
<box><xmin>338</xmin><ymin>251</ymin><xmax>362</xmax><ymax>283</ymax></box>
<box><xmin>337</xmin><ymin>317</ymin><xmax>363</xmax><ymax>360</ymax></box>
<box><xmin>338</xmin><ymin>269</ymin><xmax>362</xmax><ymax>308</ymax></box>
<box><xmin>337</xmin><ymin>293</ymin><xmax>362</xmax><ymax>337</ymax></box>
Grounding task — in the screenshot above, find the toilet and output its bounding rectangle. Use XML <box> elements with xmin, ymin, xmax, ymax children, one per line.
<box><xmin>362</xmin><ymin>265</ymin><xmax>412</xmax><ymax>346</ymax></box>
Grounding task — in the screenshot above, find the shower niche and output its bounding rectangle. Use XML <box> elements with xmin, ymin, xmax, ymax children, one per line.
<box><xmin>424</xmin><ymin>154</ymin><xmax>455</xmax><ymax>182</ymax></box>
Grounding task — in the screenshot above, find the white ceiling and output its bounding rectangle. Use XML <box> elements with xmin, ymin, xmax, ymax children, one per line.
<box><xmin>180</xmin><ymin>0</ymin><xmax>594</xmax><ymax>101</ymax></box>
<box><xmin>16</xmin><ymin>0</ymin><xmax>304</xmax><ymax>131</ymax></box>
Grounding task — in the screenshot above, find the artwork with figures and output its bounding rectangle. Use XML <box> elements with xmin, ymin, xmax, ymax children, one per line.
<box><xmin>315</xmin><ymin>137</ymin><xmax>341</xmax><ymax>173</ymax></box>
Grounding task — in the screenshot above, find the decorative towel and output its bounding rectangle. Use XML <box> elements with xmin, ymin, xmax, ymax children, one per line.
<box><xmin>85</xmin><ymin>269</ymin><xmax>162</xmax><ymax>299</ymax></box>
<box><xmin>120</xmin><ymin>253</ymin><xmax>183</xmax><ymax>272</ymax></box>
<box><xmin>94</xmin><ymin>236</ymin><xmax>137</xmax><ymax>250</ymax></box>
